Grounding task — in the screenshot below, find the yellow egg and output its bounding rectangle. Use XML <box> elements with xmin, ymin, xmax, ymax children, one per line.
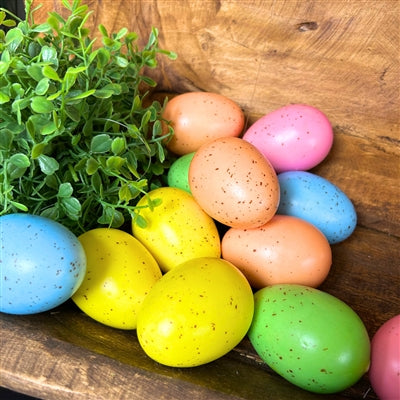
<box><xmin>136</xmin><ymin>257</ymin><xmax>254</xmax><ymax>367</ymax></box>
<box><xmin>72</xmin><ymin>228</ymin><xmax>162</xmax><ymax>330</ymax></box>
<box><xmin>162</xmin><ymin>91</ymin><xmax>245</xmax><ymax>155</ymax></box>
<box><xmin>132</xmin><ymin>187</ymin><xmax>221</xmax><ymax>272</ymax></box>
<box><xmin>189</xmin><ymin>137</ymin><xmax>280</xmax><ymax>229</ymax></box>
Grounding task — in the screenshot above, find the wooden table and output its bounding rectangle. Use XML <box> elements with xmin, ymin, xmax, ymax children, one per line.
<box><xmin>1</xmin><ymin>1</ymin><xmax>399</xmax><ymax>399</ymax></box>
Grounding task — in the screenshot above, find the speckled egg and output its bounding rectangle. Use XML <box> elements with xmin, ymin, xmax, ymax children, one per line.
<box><xmin>243</xmin><ymin>104</ymin><xmax>333</xmax><ymax>173</ymax></box>
<box><xmin>72</xmin><ymin>228</ymin><xmax>162</xmax><ymax>329</ymax></box>
<box><xmin>137</xmin><ymin>257</ymin><xmax>254</xmax><ymax>367</ymax></box>
<box><xmin>222</xmin><ymin>215</ymin><xmax>332</xmax><ymax>289</ymax></box>
<box><xmin>132</xmin><ymin>187</ymin><xmax>221</xmax><ymax>272</ymax></box>
<box><xmin>0</xmin><ymin>213</ymin><xmax>86</xmax><ymax>315</ymax></box>
<box><xmin>162</xmin><ymin>91</ymin><xmax>245</xmax><ymax>155</ymax></box>
<box><xmin>248</xmin><ymin>284</ymin><xmax>370</xmax><ymax>394</ymax></box>
<box><xmin>277</xmin><ymin>171</ymin><xmax>357</xmax><ymax>244</ymax></box>
<box><xmin>189</xmin><ymin>137</ymin><xmax>280</xmax><ymax>229</ymax></box>
<box><xmin>167</xmin><ymin>152</ymin><xmax>195</xmax><ymax>193</ymax></box>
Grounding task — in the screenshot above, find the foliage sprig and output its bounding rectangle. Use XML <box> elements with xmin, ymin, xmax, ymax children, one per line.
<box><xmin>0</xmin><ymin>0</ymin><xmax>177</xmax><ymax>234</ymax></box>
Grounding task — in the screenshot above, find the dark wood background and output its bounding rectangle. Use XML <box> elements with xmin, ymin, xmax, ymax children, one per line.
<box><xmin>1</xmin><ymin>1</ymin><xmax>399</xmax><ymax>399</ymax></box>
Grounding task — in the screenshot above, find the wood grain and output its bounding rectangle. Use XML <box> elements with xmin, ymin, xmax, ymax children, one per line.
<box><xmin>1</xmin><ymin>0</ymin><xmax>399</xmax><ymax>399</ymax></box>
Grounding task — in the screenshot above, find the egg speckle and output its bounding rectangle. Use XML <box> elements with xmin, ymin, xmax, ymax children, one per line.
<box><xmin>189</xmin><ymin>137</ymin><xmax>280</xmax><ymax>229</ymax></box>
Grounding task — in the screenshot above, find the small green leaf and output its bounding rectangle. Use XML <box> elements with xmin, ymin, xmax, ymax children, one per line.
<box><xmin>91</xmin><ymin>171</ymin><xmax>102</xmax><ymax>193</ymax></box>
<box><xmin>86</xmin><ymin>157</ymin><xmax>99</xmax><ymax>175</ymax></box>
<box><xmin>5</xmin><ymin>28</ymin><xmax>23</xmax><ymax>52</ymax></box>
<box><xmin>7</xmin><ymin>163</ymin><xmax>27</xmax><ymax>180</ymax></box>
<box><xmin>11</xmin><ymin>83</ymin><xmax>24</xmax><ymax>97</ymax></box>
<box><xmin>97</xmin><ymin>206</ymin><xmax>124</xmax><ymax>227</ymax></box>
<box><xmin>0</xmin><ymin>91</ymin><xmax>10</xmax><ymax>104</ymax></box>
<box><xmin>31</xmin><ymin>96</ymin><xmax>55</xmax><ymax>113</ymax></box>
<box><xmin>65</xmin><ymin>89</ymin><xmax>96</xmax><ymax>102</ymax></box>
<box><xmin>116</xmin><ymin>56</ymin><xmax>129</xmax><ymax>68</ymax></box>
<box><xmin>133</xmin><ymin>213</ymin><xmax>147</xmax><ymax>228</ymax></box>
<box><xmin>58</xmin><ymin>182</ymin><xmax>74</xmax><ymax>198</ymax></box>
<box><xmin>35</xmin><ymin>78</ymin><xmax>50</xmax><ymax>95</ymax></box>
<box><xmin>45</xmin><ymin>175</ymin><xmax>59</xmax><ymax>190</ymax></box>
<box><xmin>42</xmin><ymin>65</ymin><xmax>61</xmax><ymax>82</ymax></box>
<box><xmin>96</xmin><ymin>47</ymin><xmax>110</xmax><ymax>67</ymax></box>
<box><xmin>40</xmin><ymin>206</ymin><xmax>60</xmax><ymax>220</ymax></box>
<box><xmin>27</xmin><ymin>64</ymin><xmax>44</xmax><ymax>81</ymax></box>
<box><xmin>106</xmin><ymin>155</ymin><xmax>125</xmax><ymax>170</ymax></box>
<box><xmin>41</xmin><ymin>45</ymin><xmax>58</xmax><ymax>66</ymax></box>
<box><xmin>152</xmin><ymin>119</ymin><xmax>162</xmax><ymax>138</ymax></box>
<box><xmin>93</xmin><ymin>89</ymin><xmax>114</xmax><ymax>99</ymax></box>
<box><xmin>98</xmin><ymin>24</ymin><xmax>108</xmax><ymax>37</ymax></box>
<box><xmin>10</xmin><ymin>201</ymin><xmax>28</xmax><ymax>212</ymax></box>
<box><xmin>38</xmin><ymin>154</ymin><xmax>59</xmax><ymax>175</ymax></box>
<box><xmin>47</xmin><ymin>90</ymin><xmax>63</xmax><ymax>101</ymax></box>
<box><xmin>32</xmin><ymin>23</ymin><xmax>52</xmax><ymax>33</ymax></box>
<box><xmin>40</xmin><ymin>121</ymin><xmax>57</xmax><ymax>135</ymax></box>
<box><xmin>1</xmin><ymin>49</ymin><xmax>10</xmax><ymax>62</ymax></box>
<box><xmin>61</xmin><ymin>197</ymin><xmax>81</xmax><ymax>220</ymax></box>
<box><xmin>141</xmin><ymin>110</ymin><xmax>151</xmax><ymax>129</ymax></box>
<box><xmin>90</xmin><ymin>134</ymin><xmax>112</xmax><ymax>153</ymax></box>
<box><xmin>9</xmin><ymin>153</ymin><xmax>30</xmax><ymax>168</ymax></box>
<box><xmin>47</xmin><ymin>15</ymin><xmax>60</xmax><ymax>31</ymax></box>
<box><xmin>119</xmin><ymin>184</ymin><xmax>132</xmax><ymax>203</ymax></box>
<box><xmin>148</xmin><ymin>197</ymin><xmax>162</xmax><ymax>211</ymax></box>
<box><xmin>115</xmin><ymin>27</ymin><xmax>128</xmax><ymax>40</ymax></box>
<box><xmin>140</xmin><ymin>75</ymin><xmax>157</xmax><ymax>87</ymax></box>
<box><xmin>71</xmin><ymin>133</ymin><xmax>81</xmax><ymax>146</ymax></box>
<box><xmin>31</xmin><ymin>142</ymin><xmax>47</xmax><ymax>159</ymax></box>
<box><xmin>0</xmin><ymin>129</ymin><xmax>13</xmax><ymax>150</ymax></box>
<box><xmin>63</xmin><ymin>66</ymin><xmax>86</xmax><ymax>91</ymax></box>
<box><xmin>0</xmin><ymin>61</ymin><xmax>9</xmax><ymax>75</ymax></box>
<box><xmin>111</xmin><ymin>137</ymin><xmax>125</xmax><ymax>155</ymax></box>
<box><xmin>28</xmin><ymin>41</ymin><xmax>41</xmax><ymax>57</ymax></box>
<box><xmin>73</xmin><ymin>157</ymin><xmax>86</xmax><ymax>171</ymax></box>
<box><xmin>64</xmin><ymin>104</ymin><xmax>80</xmax><ymax>121</ymax></box>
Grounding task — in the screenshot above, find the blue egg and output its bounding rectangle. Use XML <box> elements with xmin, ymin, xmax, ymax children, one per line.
<box><xmin>277</xmin><ymin>171</ymin><xmax>357</xmax><ymax>244</ymax></box>
<box><xmin>0</xmin><ymin>213</ymin><xmax>86</xmax><ymax>315</ymax></box>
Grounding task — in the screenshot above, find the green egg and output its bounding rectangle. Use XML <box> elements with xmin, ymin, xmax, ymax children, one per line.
<box><xmin>248</xmin><ymin>284</ymin><xmax>370</xmax><ymax>394</ymax></box>
<box><xmin>167</xmin><ymin>152</ymin><xmax>195</xmax><ymax>193</ymax></box>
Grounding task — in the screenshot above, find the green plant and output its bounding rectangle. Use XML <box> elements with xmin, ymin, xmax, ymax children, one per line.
<box><xmin>0</xmin><ymin>0</ymin><xmax>177</xmax><ymax>234</ymax></box>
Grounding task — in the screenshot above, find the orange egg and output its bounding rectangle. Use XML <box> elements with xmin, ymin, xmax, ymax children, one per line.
<box><xmin>162</xmin><ymin>92</ymin><xmax>245</xmax><ymax>155</ymax></box>
<box><xmin>221</xmin><ymin>215</ymin><xmax>332</xmax><ymax>289</ymax></box>
<box><xmin>189</xmin><ymin>137</ymin><xmax>280</xmax><ymax>229</ymax></box>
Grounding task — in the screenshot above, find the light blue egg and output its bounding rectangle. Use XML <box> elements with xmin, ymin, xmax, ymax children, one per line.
<box><xmin>277</xmin><ymin>171</ymin><xmax>357</xmax><ymax>244</ymax></box>
<box><xmin>0</xmin><ymin>213</ymin><xmax>86</xmax><ymax>315</ymax></box>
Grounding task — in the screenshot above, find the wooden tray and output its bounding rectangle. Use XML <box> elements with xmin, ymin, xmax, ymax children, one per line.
<box><xmin>1</xmin><ymin>1</ymin><xmax>399</xmax><ymax>399</ymax></box>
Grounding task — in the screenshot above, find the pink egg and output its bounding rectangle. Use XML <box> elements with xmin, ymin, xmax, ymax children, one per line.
<box><xmin>242</xmin><ymin>104</ymin><xmax>333</xmax><ymax>173</ymax></box>
<box><xmin>369</xmin><ymin>314</ymin><xmax>400</xmax><ymax>400</ymax></box>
